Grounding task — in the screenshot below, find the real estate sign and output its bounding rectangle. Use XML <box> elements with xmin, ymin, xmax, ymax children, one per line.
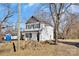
<box><xmin>4</xmin><ymin>34</ymin><xmax>11</xmax><ymax>42</ymax></box>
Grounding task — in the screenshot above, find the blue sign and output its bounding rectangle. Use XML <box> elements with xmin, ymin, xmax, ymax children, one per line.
<box><xmin>5</xmin><ymin>34</ymin><xmax>11</xmax><ymax>42</ymax></box>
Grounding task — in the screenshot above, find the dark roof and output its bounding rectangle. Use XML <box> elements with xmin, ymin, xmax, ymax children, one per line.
<box><xmin>26</xmin><ymin>16</ymin><xmax>53</xmax><ymax>27</ymax></box>
<box><xmin>26</xmin><ymin>16</ymin><xmax>39</xmax><ymax>24</ymax></box>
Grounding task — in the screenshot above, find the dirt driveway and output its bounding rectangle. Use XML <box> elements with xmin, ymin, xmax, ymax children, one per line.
<box><xmin>58</xmin><ymin>39</ymin><xmax>79</xmax><ymax>48</ymax></box>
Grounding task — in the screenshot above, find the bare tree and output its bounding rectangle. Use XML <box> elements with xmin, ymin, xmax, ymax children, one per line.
<box><xmin>49</xmin><ymin>3</ymin><xmax>72</xmax><ymax>44</ymax></box>
<box><xmin>63</xmin><ymin>13</ymin><xmax>79</xmax><ymax>39</ymax></box>
<box><xmin>0</xmin><ymin>4</ymin><xmax>14</xmax><ymax>24</ymax></box>
<box><xmin>34</xmin><ymin>10</ymin><xmax>53</xmax><ymax>26</ymax></box>
<box><xmin>0</xmin><ymin>4</ymin><xmax>15</xmax><ymax>40</ymax></box>
<box><xmin>34</xmin><ymin>3</ymin><xmax>72</xmax><ymax>44</ymax></box>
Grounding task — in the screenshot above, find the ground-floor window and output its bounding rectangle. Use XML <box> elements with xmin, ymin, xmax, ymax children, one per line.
<box><xmin>26</xmin><ymin>33</ymin><xmax>32</xmax><ymax>38</ymax></box>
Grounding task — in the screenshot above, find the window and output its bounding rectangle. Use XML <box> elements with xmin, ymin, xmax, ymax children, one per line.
<box><xmin>26</xmin><ymin>23</ymin><xmax>40</xmax><ymax>29</ymax></box>
<box><xmin>29</xmin><ymin>33</ymin><xmax>32</xmax><ymax>38</ymax></box>
<box><xmin>26</xmin><ymin>25</ymin><xmax>33</xmax><ymax>29</ymax></box>
<box><xmin>28</xmin><ymin>25</ymin><xmax>31</xmax><ymax>29</ymax></box>
<box><xmin>34</xmin><ymin>24</ymin><xmax>40</xmax><ymax>28</ymax></box>
<box><xmin>31</xmin><ymin>24</ymin><xmax>34</xmax><ymax>29</ymax></box>
<box><xmin>26</xmin><ymin>33</ymin><xmax>32</xmax><ymax>38</ymax></box>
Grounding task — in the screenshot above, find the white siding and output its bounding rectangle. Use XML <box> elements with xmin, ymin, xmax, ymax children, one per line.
<box><xmin>24</xmin><ymin>32</ymin><xmax>37</xmax><ymax>41</ymax></box>
<box><xmin>40</xmin><ymin>23</ymin><xmax>54</xmax><ymax>41</ymax></box>
<box><xmin>24</xmin><ymin>23</ymin><xmax>54</xmax><ymax>41</ymax></box>
<box><xmin>31</xmin><ymin>32</ymin><xmax>37</xmax><ymax>40</ymax></box>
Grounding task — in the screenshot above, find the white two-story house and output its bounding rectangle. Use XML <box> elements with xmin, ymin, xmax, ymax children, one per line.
<box><xmin>22</xmin><ymin>16</ymin><xmax>54</xmax><ymax>41</ymax></box>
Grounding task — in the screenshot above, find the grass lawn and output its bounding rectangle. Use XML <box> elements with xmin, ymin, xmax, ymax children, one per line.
<box><xmin>0</xmin><ymin>40</ymin><xmax>79</xmax><ymax>56</ymax></box>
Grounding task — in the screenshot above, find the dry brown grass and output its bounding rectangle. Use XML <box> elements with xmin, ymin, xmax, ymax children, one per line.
<box><xmin>0</xmin><ymin>40</ymin><xmax>79</xmax><ymax>56</ymax></box>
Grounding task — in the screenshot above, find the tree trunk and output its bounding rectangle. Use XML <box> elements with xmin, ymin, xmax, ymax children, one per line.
<box><xmin>54</xmin><ymin>26</ymin><xmax>57</xmax><ymax>44</ymax></box>
<box><xmin>54</xmin><ymin>14</ymin><xmax>60</xmax><ymax>45</ymax></box>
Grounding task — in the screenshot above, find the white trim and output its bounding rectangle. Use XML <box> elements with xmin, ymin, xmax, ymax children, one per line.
<box><xmin>26</xmin><ymin>22</ymin><xmax>39</xmax><ymax>25</ymax></box>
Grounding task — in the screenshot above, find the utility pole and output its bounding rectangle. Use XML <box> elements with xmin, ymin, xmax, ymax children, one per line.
<box><xmin>17</xmin><ymin>3</ymin><xmax>21</xmax><ymax>51</ymax></box>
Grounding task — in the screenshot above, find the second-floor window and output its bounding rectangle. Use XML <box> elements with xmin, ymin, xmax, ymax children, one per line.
<box><xmin>34</xmin><ymin>24</ymin><xmax>40</xmax><ymax>29</ymax></box>
<box><xmin>26</xmin><ymin>23</ymin><xmax>40</xmax><ymax>29</ymax></box>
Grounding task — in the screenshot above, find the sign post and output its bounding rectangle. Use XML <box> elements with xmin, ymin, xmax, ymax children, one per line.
<box><xmin>5</xmin><ymin>33</ymin><xmax>16</xmax><ymax>52</ymax></box>
<box><xmin>17</xmin><ymin>3</ymin><xmax>21</xmax><ymax>51</ymax></box>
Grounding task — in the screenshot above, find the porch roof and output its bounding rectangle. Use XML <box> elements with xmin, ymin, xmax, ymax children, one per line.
<box><xmin>22</xmin><ymin>29</ymin><xmax>42</xmax><ymax>33</ymax></box>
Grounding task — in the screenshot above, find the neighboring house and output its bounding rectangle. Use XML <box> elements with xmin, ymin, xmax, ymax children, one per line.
<box><xmin>22</xmin><ymin>16</ymin><xmax>54</xmax><ymax>41</ymax></box>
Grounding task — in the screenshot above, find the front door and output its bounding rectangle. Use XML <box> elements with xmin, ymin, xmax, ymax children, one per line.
<box><xmin>37</xmin><ymin>32</ymin><xmax>39</xmax><ymax>42</ymax></box>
